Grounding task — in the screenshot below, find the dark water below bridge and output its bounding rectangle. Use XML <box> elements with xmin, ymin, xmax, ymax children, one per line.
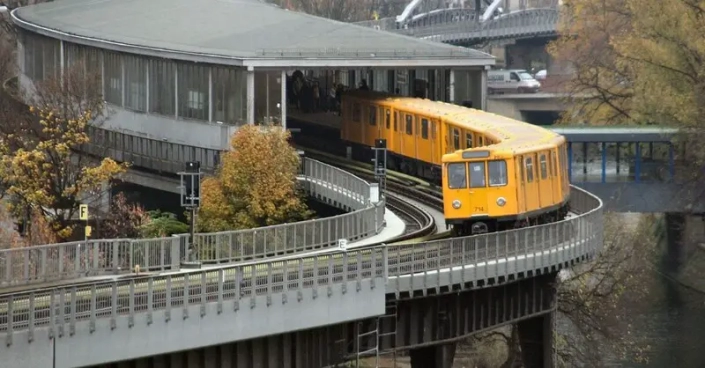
<box><xmin>614</xmin><ymin>262</ymin><xmax>705</xmax><ymax>368</ymax></box>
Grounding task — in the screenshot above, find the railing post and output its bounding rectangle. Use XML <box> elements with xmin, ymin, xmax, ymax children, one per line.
<box><xmin>171</xmin><ymin>236</ymin><xmax>181</xmax><ymax>270</ymax></box>
<box><xmin>383</xmin><ymin>247</ymin><xmax>389</xmax><ymax>286</ymax></box>
<box><xmin>112</xmin><ymin>241</ymin><xmax>119</xmax><ymax>272</ymax></box>
<box><xmin>90</xmin><ymin>284</ymin><xmax>97</xmax><ymax>333</ymax></box>
<box><xmin>148</xmin><ymin>278</ymin><xmax>154</xmax><ymax>325</ymax></box>
<box><xmin>6</xmin><ymin>295</ymin><xmax>13</xmax><ymax>346</ymax></box>
<box><xmin>217</xmin><ymin>269</ymin><xmax>224</xmax><ymax>314</ymax></box>
<box><xmin>129</xmin><ymin>280</ymin><xmax>135</xmax><ymax>327</ymax></box>
<box><xmin>111</xmin><ymin>282</ymin><xmax>118</xmax><ymax>330</ymax></box>
<box><xmin>92</xmin><ymin>241</ymin><xmax>100</xmax><ymax>273</ymax></box>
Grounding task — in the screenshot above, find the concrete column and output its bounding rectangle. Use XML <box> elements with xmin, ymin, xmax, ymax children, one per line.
<box><xmin>59</xmin><ymin>40</ymin><xmax>64</xmax><ymax>83</ymax></box>
<box><xmin>409</xmin><ymin>343</ymin><xmax>457</xmax><ymax>368</ymax></box>
<box><xmin>208</xmin><ymin>68</ymin><xmax>213</xmax><ymax>122</ymax></box>
<box><xmin>449</xmin><ymin>69</ymin><xmax>455</xmax><ymax>103</ymax></box>
<box><xmin>664</xmin><ymin>213</ymin><xmax>686</xmax><ymax>273</ymax></box>
<box><xmin>281</xmin><ymin>70</ymin><xmax>287</xmax><ymax>129</ymax></box>
<box><xmin>480</xmin><ymin>66</ymin><xmax>488</xmax><ymax>111</ymax></box>
<box><xmin>518</xmin><ymin>312</ymin><xmax>555</xmax><ymax>368</ymax></box>
<box><xmin>246</xmin><ymin>66</ymin><xmax>255</xmax><ymax>124</ymax></box>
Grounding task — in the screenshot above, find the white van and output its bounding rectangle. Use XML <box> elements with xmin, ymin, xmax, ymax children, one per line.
<box><xmin>487</xmin><ymin>69</ymin><xmax>541</xmax><ymax>94</ymax></box>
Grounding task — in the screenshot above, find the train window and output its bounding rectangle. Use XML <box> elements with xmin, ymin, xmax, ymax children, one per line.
<box><xmin>431</xmin><ymin>121</ymin><xmax>436</xmax><ymax>139</ymax></box>
<box><xmin>447</xmin><ymin>163</ymin><xmax>467</xmax><ymax>189</ymax></box>
<box><xmin>479</xmin><ymin>136</ymin><xmax>484</xmax><ymax>146</ymax></box>
<box><xmin>550</xmin><ymin>151</ymin><xmax>557</xmax><ymax>177</ymax></box>
<box><xmin>352</xmin><ymin>103</ymin><xmax>361</xmax><ymax>122</ymax></box>
<box><xmin>405</xmin><ymin>115</ymin><xmax>413</xmax><ymax>135</ymax></box>
<box><xmin>394</xmin><ymin>112</ymin><xmax>399</xmax><ymax>131</ymax></box>
<box><xmin>385</xmin><ymin>110</ymin><xmax>391</xmax><ymax>129</ymax></box>
<box><xmin>421</xmin><ymin>119</ymin><xmax>429</xmax><ymax>139</ymax></box>
<box><xmin>525</xmin><ymin>157</ymin><xmax>534</xmax><ymax>183</ymax></box>
<box><xmin>466</xmin><ymin>133</ymin><xmax>473</xmax><ymax>148</ymax></box>
<box><xmin>469</xmin><ymin>162</ymin><xmax>486</xmax><ymax>188</ymax></box>
<box><xmin>540</xmin><ymin>154</ymin><xmax>548</xmax><ymax>179</ymax></box>
<box><xmin>488</xmin><ymin>160</ymin><xmax>508</xmax><ymax>187</ymax></box>
<box><xmin>369</xmin><ymin>107</ymin><xmax>377</xmax><ymax>126</ymax></box>
<box><xmin>453</xmin><ymin>129</ymin><xmax>460</xmax><ymax>150</ymax></box>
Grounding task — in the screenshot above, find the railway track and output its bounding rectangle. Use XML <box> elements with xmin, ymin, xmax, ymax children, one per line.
<box><xmin>298</xmin><ymin>145</ymin><xmax>446</xmax><ymax>244</ymax></box>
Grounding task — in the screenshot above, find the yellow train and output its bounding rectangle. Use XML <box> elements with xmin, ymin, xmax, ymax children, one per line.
<box><xmin>340</xmin><ymin>90</ymin><xmax>570</xmax><ymax>235</ymax></box>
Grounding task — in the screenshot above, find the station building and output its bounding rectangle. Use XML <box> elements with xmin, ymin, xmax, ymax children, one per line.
<box><xmin>11</xmin><ymin>0</ymin><xmax>495</xmax><ymax>151</ymax></box>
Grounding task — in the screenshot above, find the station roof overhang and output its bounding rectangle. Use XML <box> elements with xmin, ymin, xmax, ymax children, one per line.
<box><xmin>11</xmin><ymin>0</ymin><xmax>495</xmax><ymax>70</ymax></box>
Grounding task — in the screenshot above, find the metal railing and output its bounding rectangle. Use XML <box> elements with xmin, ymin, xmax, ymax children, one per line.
<box><xmin>0</xmin><ymin>186</ymin><xmax>604</xmax><ymax>340</ymax></box>
<box><xmin>84</xmin><ymin>126</ymin><xmax>222</xmax><ymax>174</ymax></box>
<box><xmin>386</xmin><ymin>186</ymin><xmax>602</xmax><ymax>291</ymax></box>
<box><xmin>180</xmin><ymin>160</ymin><xmax>385</xmax><ymax>264</ymax></box>
<box><xmin>356</xmin><ymin>8</ymin><xmax>560</xmax><ymax>42</ymax></box>
<box><xmin>0</xmin><ymin>126</ymin><xmax>385</xmax><ymax>287</ymax></box>
<box><xmin>0</xmin><ymin>247</ymin><xmax>389</xmax><ymax>341</ymax></box>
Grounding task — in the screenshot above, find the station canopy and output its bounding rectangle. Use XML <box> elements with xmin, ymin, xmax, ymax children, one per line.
<box><xmin>12</xmin><ymin>0</ymin><xmax>495</xmax><ymax>68</ymax></box>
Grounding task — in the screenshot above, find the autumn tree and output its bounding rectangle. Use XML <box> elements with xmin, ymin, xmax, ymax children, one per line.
<box><xmin>197</xmin><ymin>124</ymin><xmax>311</xmax><ymax>232</ymax></box>
<box><xmin>0</xmin><ymin>107</ymin><xmax>126</xmax><ymax>240</ymax></box>
<box><xmin>548</xmin><ymin>0</ymin><xmax>705</xmax><ymax>165</ymax></box>
<box><xmin>100</xmin><ymin>193</ymin><xmax>189</xmax><ymax>239</ymax></box>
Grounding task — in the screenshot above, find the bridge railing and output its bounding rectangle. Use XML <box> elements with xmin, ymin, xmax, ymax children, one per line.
<box><xmin>385</xmin><ymin>186</ymin><xmax>602</xmax><ymax>291</ymax></box>
<box><xmin>0</xmin><ymin>185</ymin><xmax>604</xmax><ymax>339</ymax></box>
<box><xmin>0</xmin><ymin>247</ymin><xmax>389</xmax><ymax>340</ymax></box>
<box><xmin>176</xmin><ymin>160</ymin><xmax>384</xmax><ymax>264</ymax></box>
<box><xmin>0</xmin><ymin>126</ymin><xmax>385</xmax><ymax>287</ymax></box>
<box><xmin>356</xmin><ymin>8</ymin><xmax>559</xmax><ymax>42</ymax></box>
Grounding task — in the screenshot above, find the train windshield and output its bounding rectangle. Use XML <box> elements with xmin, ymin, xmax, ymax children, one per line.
<box><xmin>488</xmin><ymin>160</ymin><xmax>508</xmax><ymax>186</ymax></box>
<box><xmin>447</xmin><ymin>163</ymin><xmax>467</xmax><ymax>189</ymax></box>
<box><xmin>468</xmin><ymin>162</ymin><xmax>486</xmax><ymax>188</ymax></box>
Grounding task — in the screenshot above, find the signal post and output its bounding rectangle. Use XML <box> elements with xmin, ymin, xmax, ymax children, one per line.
<box><xmin>179</xmin><ymin>161</ymin><xmax>202</xmax><ymax>268</ymax></box>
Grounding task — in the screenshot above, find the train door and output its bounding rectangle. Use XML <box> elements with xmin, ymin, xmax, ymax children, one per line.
<box><xmin>417</xmin><ymin>117</ymin><xmax>432</xmax><ymax>163</ymax></box>
<box><xmin>402</xmin><ymin>113</ymin><xmax>415</xmax><ymax>157</ymax></box>
<box><xmin>514</xmin><ymin>157</ymin><xmax>526</xmax><ymax>213</ymax></box>
<box><xmin>367</xmin><ymin>104</ymin><xmax>378</xmax><ymax>145</ymax></box>
<box><xmin>394</xmin><ymin>111</ymin><xmax>402</xmax><ymax>154</ymax></box>
<box><xmin>550</xmin><ymin>150</ymin><xmax>561</xmax><ymax>204</ymax></box>
<box><xmin>524</xmin><ymin>155</ymin><xmax>539</xmax><ymax>210</ymax></box>
<box><xmin>468</xmin><ymin>161</ymin><xmax>489</xmax><ymax>215</ymax></box>
<box><xmin>538</xmin><ymin>152</ymin><xmax>553</xmax><ymax>206</ymax></box>
<box><xmin>383</xmin><ymin>107</ymin><xmax>392</xmax><ymax>151</ymax></box>
<box><xmin>351</xmin><ymin>101</ymin><xmax>363</xmax><ymax>144</ymax></box>
<box><xmin>431</xmin><ymin>119</ymin><xmax>440</xmax><ymax>165</ymax></box>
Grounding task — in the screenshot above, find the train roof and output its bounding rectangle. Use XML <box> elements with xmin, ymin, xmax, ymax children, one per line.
<box><xmin>392</xmin><ymin>98</ymin><xmax>563</xmax><ymax>155</ymax></box>
<box><xmin>343</xmin><ymin>90</ymin><xmax>565</xmax><ymax>156</ymax></box>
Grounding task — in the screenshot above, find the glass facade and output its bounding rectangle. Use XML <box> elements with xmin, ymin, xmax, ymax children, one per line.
<box><xmin>21</xmin><ymin>32</ymin><xmax>247</xmax><ymax>125</ymax></box>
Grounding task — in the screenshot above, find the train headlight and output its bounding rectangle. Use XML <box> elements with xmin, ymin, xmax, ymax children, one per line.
<box><xmin>496</xmin><ymin>197</ymin><xmax>507</xmax><ymax>207</ymax></box>
<box><xmin>452</xmin><ymin>200</ymin><xmax>462</xmax><ymax>209</ymax></box>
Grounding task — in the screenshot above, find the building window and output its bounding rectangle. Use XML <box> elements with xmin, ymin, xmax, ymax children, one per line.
<box><xmin>213</xmin><ymin>67</ymin><xmax>245</xmax><ymax>125</ymax></box>
<box><xmin>103</xmin><ymin>52</ymin><xmax>122</xmax><ymax>105</ymax></box>
<box><xmin>23</xmin><ymin>32</ymin><xmax>59</xmax><ymax>82</ymax></box>
<box><xmin>124</xmin><ymin>55</ymin><xmax>146</xmax><ymax>112</ymax></box>
<box><xmin>177</xmin><ymin>63</ymin><xmax>209</xmax><ymax>121</ymax></box>
<box><xmin>149</xmin><ymin>58</ymin><xmax>176</xmax><ymax>116</ymax></box>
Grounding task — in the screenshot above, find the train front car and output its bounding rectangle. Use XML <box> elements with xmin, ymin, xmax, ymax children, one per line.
<box><xmin>441</xmin><ymin>148</ymin><xmax>517</xmax><ymax>236</ymax></box>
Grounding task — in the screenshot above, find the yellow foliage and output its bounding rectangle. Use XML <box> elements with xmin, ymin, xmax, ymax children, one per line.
<box><xmin>549</xmin><ymin>0</ymin><xmax>705</xmax><ymax>165</ymax></box>
<box><xmin>197</xmin><ymin>125</ymin><xmax>311</xmax><ymax>232</ymax></box>
<box><xmin>0</xmin><ymin>107</ymin><xmax>127</xmax><ymax>240</ymax></box>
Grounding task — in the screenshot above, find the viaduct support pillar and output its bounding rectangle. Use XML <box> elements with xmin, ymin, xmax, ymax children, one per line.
<box><xmin>408</xmin><ymin>343</ymin><xmax>457</xmax><ymax>368</ymax></box>
<box><xmin>664</xmin><ymin>212</ymin><xmax>686</xmax><ymax>273</ymax></box>
<box><xmin>517</xmin><ymin>311</ymin><xmax>555</xmax><ymax>368</ymax></box>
